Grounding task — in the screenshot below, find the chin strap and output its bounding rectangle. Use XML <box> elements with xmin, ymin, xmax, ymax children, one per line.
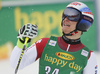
<box><xmin>63</xmin><ymin>29</ymin><xmax>78</xmax><ymax>36</ymax></box>
<box><xmin>62</xmin><ymin>35</ymin><xmax>81</xmax><ymax>44</ymax></box>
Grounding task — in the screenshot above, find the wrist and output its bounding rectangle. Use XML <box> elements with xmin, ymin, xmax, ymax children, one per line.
<box><xmin>17</xmin><ymin>38</ymin><xmax>28</xmax><ymax>49</ymax></box>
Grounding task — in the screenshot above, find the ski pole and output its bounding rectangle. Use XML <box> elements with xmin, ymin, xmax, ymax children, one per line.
<box><xmin>15</xmin><ymin>37</ymin><xmax>29</xmax><ymax>74</ymax></box>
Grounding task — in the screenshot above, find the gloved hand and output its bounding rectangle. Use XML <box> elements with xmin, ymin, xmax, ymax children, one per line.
<box><xmin>17</xmin><ymin>23</ymin><xmax>38</xmax><ymax>39</ymax></box>
<box><xmin>17</xmin><ymin>23</ymin><xmax>38</xmax><ymax>49</ymax></box>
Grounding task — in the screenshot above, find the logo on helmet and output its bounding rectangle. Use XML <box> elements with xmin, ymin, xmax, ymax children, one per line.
<box><xmin>84</xmin><ymin>16</ymin><xmax>92</xmax><ymax>22</ymax></box>
<box><xmin>81</xmin><ymin>7</ymin><xmax>93</xmax><ymax>15</ymax></box>
<box><xmin>83</xmin><ymin>12</ymin><xmax>93</xmax><ymax>15</ymax></box>
<box><xmin>70</xmin><ymin>2</ymin><xmax>81</xmax><ymax>6</ymax></box>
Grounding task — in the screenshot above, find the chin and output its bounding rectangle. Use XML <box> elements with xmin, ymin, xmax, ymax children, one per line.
<box><xmin>63</xmin><ymin>31</ymin><xmax>70</xmax><ymax>34</ymax></box>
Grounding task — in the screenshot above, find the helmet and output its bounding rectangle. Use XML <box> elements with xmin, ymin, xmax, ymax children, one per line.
<box><xmin>62</xmin><ymin>2</ymin><xmax>94</xmax><ymax>32</ymax></box>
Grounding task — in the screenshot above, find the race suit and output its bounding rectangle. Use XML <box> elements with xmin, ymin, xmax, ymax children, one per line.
<box><xmin>10</xmin><ymin>36</ymin><xmax>98</xmax><ymax>74</ymax></box>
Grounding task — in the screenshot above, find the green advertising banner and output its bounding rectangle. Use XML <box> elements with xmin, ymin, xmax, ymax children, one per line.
<box><xmin>0</xmin><ymin>1</ymin><xmax>97</xmax><ymax>60</ymax></box>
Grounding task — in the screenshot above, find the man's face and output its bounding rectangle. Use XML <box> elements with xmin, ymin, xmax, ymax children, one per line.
<box><xmin>62</xmin><ymin>17</ymin><xmax>78</xmax><ymax>34</ymax></box>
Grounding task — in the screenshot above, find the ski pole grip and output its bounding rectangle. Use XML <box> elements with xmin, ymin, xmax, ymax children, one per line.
<box><xmin>24</xmin><ymin>37</ymin><xmax>29</xmax><ymax>45</ymax></box>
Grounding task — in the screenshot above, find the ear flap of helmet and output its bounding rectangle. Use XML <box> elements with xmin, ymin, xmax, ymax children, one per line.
<box><xmin>76</xmin><ymin>19</ymin><xmax>92</xmax><ymax>32</ymax></box>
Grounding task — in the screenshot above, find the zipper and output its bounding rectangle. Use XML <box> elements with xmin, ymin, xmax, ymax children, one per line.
<box><xmin>66</xmin><ymin>44</ymin><xmax>70</xmax><ymax>51</ymax></box>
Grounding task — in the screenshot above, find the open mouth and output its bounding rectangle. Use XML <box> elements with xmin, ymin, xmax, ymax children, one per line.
<box><xmin>64</xmin><ymin>24</ymin><xmax>70</xmax><ymax>27</ymax></box>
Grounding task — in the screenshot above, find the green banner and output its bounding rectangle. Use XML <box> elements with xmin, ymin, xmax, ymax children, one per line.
<box><xmin>0</xmin><ymin>2</ymin><xmax>97</xmax><ymax>60</ymax></box>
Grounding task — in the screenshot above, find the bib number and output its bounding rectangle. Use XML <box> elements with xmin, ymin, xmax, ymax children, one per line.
<box><xmin>45</xmin><ymin>66</ymin><xmax>59</xmax><ymax>74</ymax></box>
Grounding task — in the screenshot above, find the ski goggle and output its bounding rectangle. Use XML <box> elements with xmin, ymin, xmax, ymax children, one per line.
<box><xmin>62</xmin><ymin>7</ymin><xmax>81</xmax><ymax>21</ymax></box>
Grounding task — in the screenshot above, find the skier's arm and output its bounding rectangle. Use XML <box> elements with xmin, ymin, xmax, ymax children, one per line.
<box><xmin>83</xmin><ymin>51</ymin><xmax>98</xmax><ymax>74</ymax></box>
<box><xmin>10</xmin><ymin>43</ymin><xmax>37</xmax><ymax>70</ymax></box>
<box><xmin>10</xmin><ymin>23</ymin><xmax>38</xmax><ymax>70</ymax></box>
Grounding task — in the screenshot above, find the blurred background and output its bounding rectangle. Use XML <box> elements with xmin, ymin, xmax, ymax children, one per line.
<box><xmin>0</xmin><ymin>0</ymin><xmax>99</xmax><ymax>74</ymax></box>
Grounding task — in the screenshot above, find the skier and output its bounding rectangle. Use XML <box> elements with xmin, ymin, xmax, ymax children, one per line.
<box><xmin>10</xmin><ymin>1</ymin><xmax>98</xmax><ymax>74</ymax></box>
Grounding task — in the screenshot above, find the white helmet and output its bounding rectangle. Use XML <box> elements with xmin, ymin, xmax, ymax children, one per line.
<box><xmin>62</xmin><ymin>2</ymin><xmax>94</xmax><ymax>33</ymax></box>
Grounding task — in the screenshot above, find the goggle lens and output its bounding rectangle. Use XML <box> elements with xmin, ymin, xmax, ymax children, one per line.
<box><xmin>63</xmin><ymin>7</ymin><xmax>81</xmax><ymax>21</ymax></box>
